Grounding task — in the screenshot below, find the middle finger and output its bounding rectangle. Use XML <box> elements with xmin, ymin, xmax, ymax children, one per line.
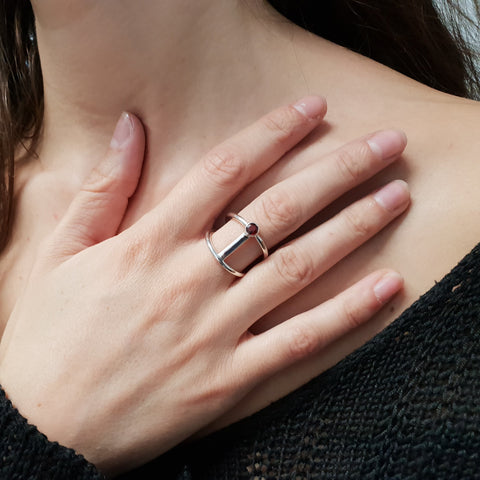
<box><xmin>209</xmin><ymin>129</ymin><xmax>407</xmax><ymax>278</ymax></box>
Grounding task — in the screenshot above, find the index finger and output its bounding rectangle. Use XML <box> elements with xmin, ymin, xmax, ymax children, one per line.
<box><xmin>158</xmin><ymin>96</ymin><xmax>327</xmax><ymax>236</ymax></box>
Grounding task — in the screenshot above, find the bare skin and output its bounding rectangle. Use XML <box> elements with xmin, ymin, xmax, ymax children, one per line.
<box><xmin>0</xmin><ymin>104</ymin><xmax>408</xmax><ymax>474</ymax></box>
<box><xmin>1</xmin><ymin>0</ymin><xmax>480</xmax><ymax>434</ymax></box>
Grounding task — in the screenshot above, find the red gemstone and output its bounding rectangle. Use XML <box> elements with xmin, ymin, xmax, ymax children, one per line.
<box><xmin>246</xmin><ymin>223</ymin><xmax>259</xmax><ymax>236</ymax></box>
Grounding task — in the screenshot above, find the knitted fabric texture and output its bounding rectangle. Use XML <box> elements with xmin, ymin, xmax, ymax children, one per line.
<box><xmin>125</xmin><ymin>242</ymin><xmax>480</xmax><ymax>479</ymax></box>
<box><xmin>0</xmin><ymin>388</ymin><xmax>104</xmax><ymax>480</ymax></box>
<box><xmin>2</xmin><ymin>243</ymin><xmax>480</xmax><ymax>479</ymax></box>
<box><xmin>179</xmin><ymin>242</ymin><xmax>480</xmax><ymax>479</ymax></box>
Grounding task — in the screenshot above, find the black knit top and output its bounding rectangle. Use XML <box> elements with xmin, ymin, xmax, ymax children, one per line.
<box><xmin>2</xmin><ymin>242</ymin><xmax>480</xmax><ymax>480</ymax></box>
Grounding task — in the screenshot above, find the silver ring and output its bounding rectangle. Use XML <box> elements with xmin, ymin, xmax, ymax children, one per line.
<box><xmin>206</xmin><ymin>213</ymin><xmax>268</xmax><ymax>277</ymax></box>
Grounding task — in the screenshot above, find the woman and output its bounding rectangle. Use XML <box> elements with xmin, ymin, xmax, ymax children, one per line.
<box><xmin>0</xmin><ymin>0</ymin><xmax>479</xmax><ymax>478</ymax></box>
<box><xmin>0</xmin><ymin>1</ymin><xmax>411</xmax><ymax>476</ymax></box>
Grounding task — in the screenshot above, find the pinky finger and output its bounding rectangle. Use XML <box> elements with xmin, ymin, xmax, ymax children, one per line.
<box><xmin>235</xmin><ymin>269</ymin><xmax>403</xmax><ymax>383</ymax></box>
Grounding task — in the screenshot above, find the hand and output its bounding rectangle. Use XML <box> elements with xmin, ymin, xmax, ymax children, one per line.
<box><xmin>0</xmin><ymin>97</ymin><xmax>409</xmax><ymax>475</ymax></box>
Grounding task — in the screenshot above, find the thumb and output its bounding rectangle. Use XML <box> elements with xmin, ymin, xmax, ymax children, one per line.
<box><xmin>48</xmin><ymin>112</ymin><xmax>146</xmax><ymax>260</ymax></box>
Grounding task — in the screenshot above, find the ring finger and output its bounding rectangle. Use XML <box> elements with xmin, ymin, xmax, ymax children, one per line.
<box><xmin>229</xmin><ymin>179</ymin><xmax>410</xmax><ymax>323</ymax></box>
<box><xmin>208</xmin><ymin>129</ymin><xmax>407</xmax><ymax>278</ymax></box>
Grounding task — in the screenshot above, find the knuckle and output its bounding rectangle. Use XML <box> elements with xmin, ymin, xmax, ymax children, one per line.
<box><xmin>82</xmin><ymin>165</ymin><xmax>116</xmax><ymax>194</ymax></box>
<box><xmin>340</xmin><ymin>298</ymin><xmax>364</xmax><ymax>329</ymax></box>
<box><xmin>261</xmin><ymin>106</ymin><xmax>302</xmax><ymax>145</ymax></box>
<box><xmin>275</xmin><ymin>247</ymin><xmax>315</xmax><ymax>287</ymax></box>
<box><xmin>343</xmin><ymin>205</ymin><xmax>373</xmax><ymax>238</ymax></box>
<box><xmin>257</xmin><ymin>189</ymin><xmax>300</xmax><ymax>230</ymax></box>
<box><xmin>287</xmin><ymin>323</ymin><xmax>318</xmax><ymax>360</ymax></box>
<box><xmin>335</xmin><ymin>142</ymin><xmax>369</xmax><ymax>184</ymax></box>
<box><xmin>195</xmin><ymin>373</ymin><xmax>235</xmax><ymax>409</ymax></box>
<box><xmin>119</xmin><ymin>230</ymin><xmax>157</xmax><ymax>274</ymax></box>
<box><xmin>202</xmin><ymin>146</ymin><xmax>245</xmax><ymax>187</ymax></box>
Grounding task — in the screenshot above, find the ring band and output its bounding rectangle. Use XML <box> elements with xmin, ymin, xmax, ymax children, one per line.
<box><xmin>206</xmin><ymin>213</ymin><xmax>268</xmax><ymax>277</ymax></box>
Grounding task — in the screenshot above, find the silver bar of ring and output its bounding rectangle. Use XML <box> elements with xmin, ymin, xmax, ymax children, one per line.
<box><xmin>205</xmin><ymin>212</ymin><xmax>269</xmax><ymax>277</ymax></box>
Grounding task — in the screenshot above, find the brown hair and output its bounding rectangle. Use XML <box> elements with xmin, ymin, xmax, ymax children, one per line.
<box><xmin>0</xmin><ymin>0</ymin><xmax>42</xmax><ymax>252</ymax></box>
<box><xmin>0</xmin><ymin>0</ymin><xmax>478</xmax><ymax>252</ymax></box>
<box><xmin>268</xmin><ymin>0</ymin><xmax>480</xmax><ymax>98</ymax></box>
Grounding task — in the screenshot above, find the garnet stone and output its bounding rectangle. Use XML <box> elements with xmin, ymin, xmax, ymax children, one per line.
<box><xmin>246</xmin><ymin>222</ymin><xmax>259</xmax><ymax>236</ymax></box>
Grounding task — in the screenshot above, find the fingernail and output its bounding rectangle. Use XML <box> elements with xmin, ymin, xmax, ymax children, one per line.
<box><xmin>110</xmin><ymin>112</ymin><xmax>134</xmax><ymax>150</ymax></box>
<box><xmin>293</xmin><ymin>96</ymin><xmax>326</xmax><ymax>120</ymax></box>
<box><xmin>374</xmin><ymin>180</ymin><xmax>410</xmax><ymax>211</ymax></box>
<box><xmin>367</xmin><ymin>129</ymin><xmax>407</xmax><ymax>159</ymax></box>
<box><xmin>374</xmin><ymin>272</ymin><xmax>403</xmax><ymax>304</ymax></box>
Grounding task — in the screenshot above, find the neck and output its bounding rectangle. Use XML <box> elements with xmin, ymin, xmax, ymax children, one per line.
<box><xmin>34</xmin><ymin>2</ymin><xmax>292</xmax><ymax>169</ymax></box>
<box><xmin>31</xmin><ymin>0</ymin><xmax>448</xmax><ymax>202</ymax></box>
